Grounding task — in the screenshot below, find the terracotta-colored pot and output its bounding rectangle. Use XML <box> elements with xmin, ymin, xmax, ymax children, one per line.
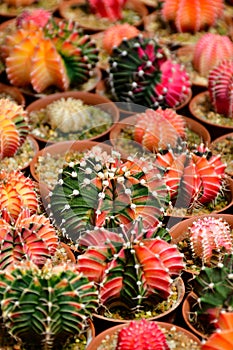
<box><xmin>189</xmin><ymin>91</ymin><xmax>233</xmax><ymax>140</ymax></box>
<box><xmin>109</xmin><ymin>115</ymin><xmax>211</xmax><ymax>159</ymax></box>
<box><xmin>92</xmin><ymin>277</ymin><xmax>185</xmax><ymax>334</ymax></box>
<box><xmin>182</xmin><ymin>292</ymin><xmax>207</xmax><ymax>340</ymax></box>
<box><xmin>210</xmin><ymin>132</ymin><xmax>233</xmax><ymax>177</ymax></box>
<box><xmin>59</xmin><ymin>0</ymin><xmax>148</xmax><ymax>33</ymax></box>
<box><xmin>0</xmin><ymin>82</ymin><xmax>25</xmax><ymax>106</ymax></box>
<box><xmin>26</xmin><ymin>91</ymin><xmax>119</xmax><ymax>146</ymax></box>
<box><xmin>86</xmin><ymin>319</ymin><xmax>202</xmax><ymax>349</ymax></box>
<box><xmin>59</xmin><ymin>242</ymin><xmax>76</xmax><ymax>263</ymax></box>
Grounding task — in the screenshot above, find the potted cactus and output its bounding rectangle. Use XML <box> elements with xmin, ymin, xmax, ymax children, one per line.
<box><xmin>0</xmin><ymin>260</ymin><xmax>99</xmax><ymax>350</ymax></box>
<box><xmin>86</xmin><ymin>318</ymin><xmax>202</xmax><ymax>349</ymax></box>
<box><xmin>210</xmin><ymin>132</ymin><xmax>233</xmax><ymax>177</ymax></box>
<box><xmin>0</xmin><ymin>0</ymin><xmax>61</xmax><ymax>17</ymax></box>
<box><xmin>59</xmin><ymin>0</ymin><xmax>148</xmax><ymax>32</ymax></box>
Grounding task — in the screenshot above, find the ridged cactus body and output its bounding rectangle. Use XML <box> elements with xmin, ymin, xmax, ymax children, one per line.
<box><xmin>193</xmin><ymin>33</ymin><xmax>233</xmax><ymax>77</ymax></box>
<box><xmin>50</xmin><ymin>147</ymin><xmax>170</xmax><ymax>242</ymax></box>
<box><xmin>109</xmin><ymin>35</ymin><xmax>191</xmax><ymax>109</ymax></box>
<box><xmin>89</xmin><ymin>0</ymin><xmax>127</xmax><ymax>21</ymax></box>
<box><xmin>0</xmin><ymin>98</ymin><xmax>29</xmax><ymax>159</ymax></box>
<box><xmin>0</xmin><ymin>260</ymin><xmax>99</xmax><ymax>350</ymax></box>
<box><xmin>208</xmin><ymin>59</ymin><xmax>233</xmax><ymax>118</ymax></box>
<box><xmin>188</xmin><ymin>216</ymin><xmax>233</xmax><ymax>266</ymax></box>
<box><xmin>117</xmin><ymin>319</ymin><xmax>169</xmax><ymax>350</ymax></box>
<box><xmin>103</xmin><ymin>23</ymin><xmax>139</xmax><ymax>54</ymax></box>
<box><xmin>77</xmin><ymin>222</ymin><xmax>184</xmax><ymax>309</ymax></box>
<box><xmin>161</xmin><ymin>0</ymin><xmax>224</xmax><ymax>33</ymax></box>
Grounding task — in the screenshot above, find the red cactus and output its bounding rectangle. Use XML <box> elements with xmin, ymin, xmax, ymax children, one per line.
<box><xmin>103</xmin><ymin>23</ymin><xmax>139</xmax><ymax>54</ymax></box>
<box><xmin>208</xmin><ymin>59</ymin><xmax>233</xmax><ymax>118</ymax></box>
<box><xmin>193</xmin><ymin>33</ymin><xmax>233</xmax><ymax>77</ymax></box>
<box><xmin>161</xmin><ymin>0</ymin><xmax>224</xmax><ymax>33</ymax></box>
<box><xmin>188</xmin><ymin>216</ymin><xmax>233</xmax><ymax>265</ymax></box>
<box><xmin>134</xmin><ymin>107</ymin><xmax>186</xmax><ymax>152</ymax></box>
<box><xmin>89</xmin><ymin>0</ymin><xmax>127</xmax><ymax>21</ymax></box>
<box><xmin>16</xmin><ymin>9</ymin><xmax>51</xmax><ymax>28</ymax></box>
<box><xmin>117</xmin><ymin>319</ymin><xmax>169</xmax><ymax>350</ymax></box>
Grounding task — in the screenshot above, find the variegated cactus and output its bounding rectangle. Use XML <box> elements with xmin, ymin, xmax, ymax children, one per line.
<box><xmin>50</xmin><ymin>146</ymin><xmax>170</xmax><ymax>242</ymax></box>
<box><xmin>1</xmin><ymin>11</ymin><xmax>99</xmax><ymax>93</ymax></box>
<box><xmin>0</xmin><ymin>208</ymin><xmax>58</xmax><ymax>269</ymax></box>
<box><xmin>161</xmin><ymin>0</ymin><xmax>224</xmax><ymax>33</ymax></box>
<box><xmin>77</xmin><ymin>221</ymin><xmax>184</xmax><ymax>309</ymax></box>
<box><xmin>103</xmin><ymin>23</ymin><xmax>139</xmax><ymax>54</ymax></box>
<box><xmin>155</xmin><ymin>144</ymin><xmax>226</xmax><ymax>211</ymax></box>
<box><xmin>89</xmin><ymin>0</ymin><xmax>127</xmax><ymax>21</ymax></box>
<box><xmin>0</xmin><ymin>260</ymin><xmax>99</xmax><ymax>349</ymax></box>
<box><xmin>134</xmin><ymin>107</ymin><xmax>186</xmax><ymax>152</ymax></box>
<box><xmin>0</xmin><ymin>170</ymin><xmax>38</xmax><ymax>221</ymax></box>
<box><xmin>116</xmin><ymin>319</ymin><xmax>169</xmax><ymax>350</ymax></box>
<box><xmin>193</xmin><ymin>33</ymin><xmax>233</xmax><ymax>77</ymax></box>
<box><xmin>208</xmin><ymin>59</ymin><xmax>233</xmax><ymax>118</ymax></box>
<box><xmin>108</xmin><ymin>35</ymin><xmax>191</xmax><ymax>109</ymax></box>
<box><xmin>188</xmin><ymin>216</ymin><xmax>233</xmax><ymax>266</ymax></box>
<box><xmin>0</xmin><ymin>98</ymin><xmax>29</xmax><ymax>159</ymax></box>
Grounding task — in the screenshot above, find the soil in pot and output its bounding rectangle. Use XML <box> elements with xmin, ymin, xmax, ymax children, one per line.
<box><xmin>0</xmin><ymin>0</ymin><xmax>61</xmax><ymax>17</ymax></box>
<box><xmin>210</xmin><ymin>132</ymin><xmax>233</xmax><ymax>177</ymax></box>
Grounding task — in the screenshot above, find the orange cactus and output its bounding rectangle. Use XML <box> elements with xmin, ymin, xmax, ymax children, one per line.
<box><xmin>103</xmin><ymin>23</ymin><xmax>139</xmax><ymax>54</ymax></box>
<box><xmin>0</xmin><ymin>170</ymin><xmax>38</xmax><ymax>221</ymax></box>
<box><xmin>161</xmin><ymin>0</ymin><xmax>224</xmax><ymax>33</ymax></box>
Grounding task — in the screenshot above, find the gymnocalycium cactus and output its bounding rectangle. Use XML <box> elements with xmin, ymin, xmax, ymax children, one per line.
<box><xmin>0</xmin><ymin>98</ymin><xmax>29</xmax><ymax>159</ymax></box>
<box><xmin>1</xmin><ymin>10</ymin><xmax>99</xmax><ymax>93</ymax></box>
<box><xmin>0</xmin><ymin>260</ymin><xmax>99</xmax><ymax>350</ymax></box>
<box><xmin>50</xmin><ymin>146</ymin><xmax>170</xmax><ymax>242</ymax></box>
<box><xmin>89</xmin><ymin>0</ymin><xmax>127</xmax><ymax>21</ymax></box>
<box><xmin>188</xmin><ymin>216</ymin><xmax>233</xmax><ymax>266</ymax></box>
<box><xmin>161</xmin><ymin>0</ymin><xmax>224</xmax><ymax>33</ymax></box>
<box><xmin>103</xmin><ymin>23</ymin><xmax>139</xmax><ymax>54</ymax></box>
<box><xmin>77</xmin><ymin>220</ymin><xmax>184</xmax><ymax>310</ymax></box>
<box><xmin>208</xmin><ymin>59</ymin><xmax>233</xmax><ymax>118</ymax></box>
<box><xmin>0</xmin><ymin>208</ymin><xmax>58</xmax><ymax>269</ymax></box>
<box><xmin>108</xmin><ymin>35</ymin><xmax>191</xmax><ymax>109</ymax></box>
<box><xmin>193</xmin><ymin>33</ymin><xmax>233</xmax><ymax>78</ymax></box>
<box><xmin>116</xmin><ymin>319</ymin><xmax>169</xmax><ymax>350</ymax></box>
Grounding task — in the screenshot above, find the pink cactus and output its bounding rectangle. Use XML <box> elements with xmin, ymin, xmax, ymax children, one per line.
<box><xmin>16</xmin><ymin>9</ymin><xmax>51</xmax><ymax>28</ymax></box>
<box><xmin>193</xmin><ymin>33</ymin><xmax>233</xmax><ymax>77</ymax></box>
<box><xmin>89</xmin><ymin>0</ymin><xmax>127</xmax><ymax>21</ymax></box>
<box><xmin>208</xmin><ymin>59</ymin><xmax>233</xmax><ymax>118</ymax></box>
<box><xmin>188</xmin><ymin>216</ymin><xmax>233</xmax><ymax>265</ymax></box>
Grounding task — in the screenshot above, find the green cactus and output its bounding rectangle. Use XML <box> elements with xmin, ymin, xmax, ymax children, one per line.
<box><xmin>0</xmin><ymin>260</ymin><xmax>99</xmax><ymax>350</ymax></box>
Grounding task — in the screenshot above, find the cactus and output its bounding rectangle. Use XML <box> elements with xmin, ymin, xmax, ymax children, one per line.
<box><xmin>193</xmin><ymin>33</ymin><xmax>233</xmax><ymax>77</ymax></box>
<box><xmin>16</xmin><ymin>8</ymin><xmax>51</xmax><ymax>28</ymax></box>
<box><xmin>0</xmin><ymin>98</ymin><xmax>29</xmax><ymax>159</ymax></box>
<box><xmin>0</xmin><ymin>260</ymin><xmax>99</xmax><ymax>350</ymax></box>
<box><xmin>0</xmin><ymin>208</ymin><xmax>58</xmax><ymax>269</ymax></box>
<box><xmin>202</xmin><ymin>312</ymin><xmax>233</xmax><ymax>350</ymax></box>
<box><xmin>161</xmin><ymin>0</ymin><xmax>224</xmax><ymax>33</ymax></box>
<box><xmin>208</xmin><ymin>59</ymin><xmax>233</xmax><ymax>118</ymax></box>
<box><xmin>103</xmin><ymin>23</ymin><xmax>139</xmax><ymax>54</ymax></box>
<box><xmin>108</xmin><ymin>35</ymin><xmax>191</xmax><ymax>109</ymax></box>
<box><xmin>116</xmin><ymin>319</ymin><xmax>169</xmax><ymax>350</ymax></box>
<box><xmin>1</xmin><ymin>12</ymin><xmax>99</xmax><ymax>93</ymax></box>
<box><xmin>134</xmin><ymin>107</ymin><xmax>186</xmax><ymax>152</ymax></box>
<box><xmin>188</xmin><ymin>216</ymin><xmax>233</xmax><ymax>266</ymax></box>
<box><xmin>89</xmin><ymin>0</ymin><xmax>127</xmax><ymax>21</ymax></box>
<box><xmin>50</xmin><ymin>146</ymin><xmax>170</xmax><ymax>243</ymax></box>
<box><xmin>77</xmin><ymin>220</ymin><xmax>184</xmax><ymax>310</ymax></box>
<box><xmin>0</xmin><ymin>170</ymin><xmax>38</xmax><ymax>221</ymax></box>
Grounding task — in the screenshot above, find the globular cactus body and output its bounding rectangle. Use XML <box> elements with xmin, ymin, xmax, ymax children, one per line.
<box><xmin>117</xmin><ymin>319</ymin><xmax>169</xmax><ymax>350</ymax></box>
<box><xmin>193</xmin><ymin>33</ymin><xmax>233</xmax><ymax>77</ymax></box>
<box><xmin>208</xmin><ymin>59</ymin><xmax>233</xmax><ymax>118</ymax></box>
<box><xmin>89</xmin><ymin>0</ymin><xmax>127</xmax><ymax>21</ymax></box>
<box><xmin>103</xmin><ymin>24</ymin><xmax>139</xmax><ymax>54</ymax></box>
<box><xmin>161</xmin><ymin>0</ymin><xmax>224</xmax><ymax>33</ymax></box>
<box><xmin>109</xmin><ymin>35</ymin><xmax>191</xmax><ymax>109</ymax></box>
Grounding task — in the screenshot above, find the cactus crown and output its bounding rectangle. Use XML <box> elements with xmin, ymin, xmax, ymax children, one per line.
<box><xmin>0</xmin><ymin>98</ymin><xmax>29</xmax><ymax>159</ymax></box>
<box><xmin>116</xmin><ymin>319</ymin><xmax>169</xmax><ymax>350</ymax></box>
<box><xmin>77</xmin><ymin>220</ymin><xmax>184</xmax><ymax>310</ymax></box>
<box><xmin>108</xmin><ymin>35</ymin><xmax>191</xmax><ymax>109</ymax></box>
<box><xmin>50</xmin><ymin>146</ymin><xmax>170</xmax><ymax>243</ymax></box>
<box><xmin>208</xmin><ymin>59</ymin><xmax>233</xmax><ymax>118</ymax></box>
<box><xmin>193</xmin><ymin>33</ymin><xmax>233</xmax><ymax>77</ymax></box>
<box><xmin>161</xmin><ymin>0</ymin><xmax>224</xmax><ymax>33</ymax></box>
<box><xmin>103</xmin><ymin>23</ymin><xmax>139</xmax><ymax>54</ymax></box>
<box><xmin>1</xmin><ymin>12</ymin><xmax>99</xmax><ymax>93</ymax></box>
<box><xmin>88</xmin><ymin>0</ymin><xmax>127</xmax><ymax>21</ymax></box>
<box><xmin>0</xmin><ymin>260</ymin><xmax>99</xmax><ymax>350</ymax></box>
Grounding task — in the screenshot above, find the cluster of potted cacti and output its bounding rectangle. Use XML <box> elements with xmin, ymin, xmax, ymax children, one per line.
<box><xmin>0</xmin><ymin>1</ymin><xmax>233</xmax><ymax>349</ymax></box>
